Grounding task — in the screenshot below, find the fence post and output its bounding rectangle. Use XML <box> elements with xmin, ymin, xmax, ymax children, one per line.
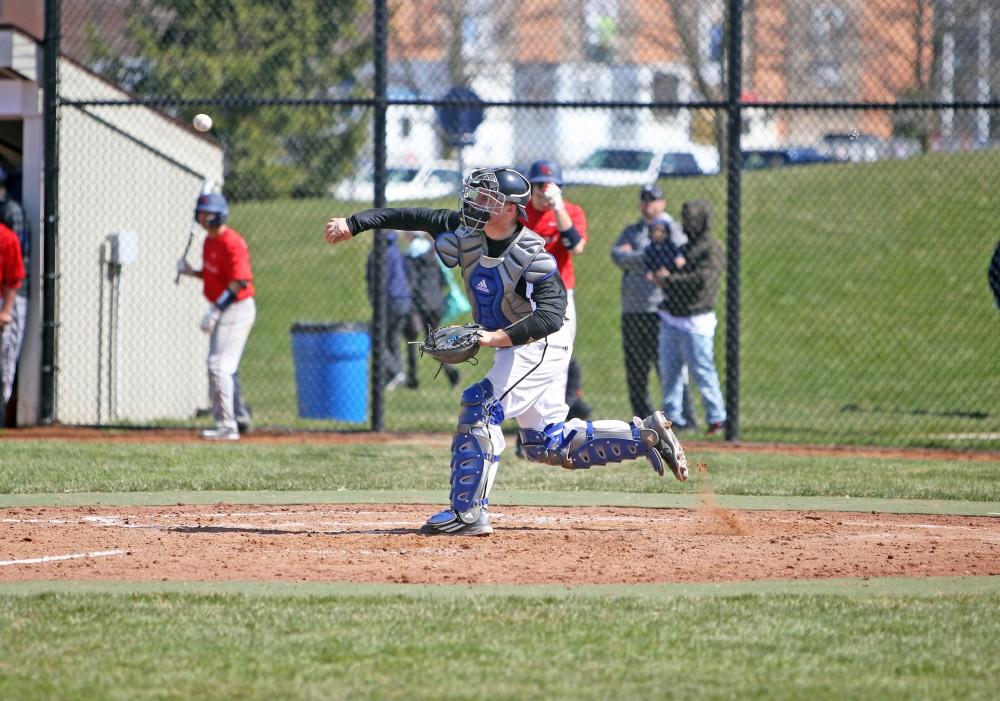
<box><xmin>40</xmin><ymin>0</ymin><xmax>61</xmax><ymax>424</ymax></box>
<box><xmin>724</xmin><ymin>0</ymin><xmax>743</xmax><ymax>441</ymax></box>
<box><xmin>370</xmin><ymin>0</ymin><xmax>388</xmax><ymax>431</ymax></box>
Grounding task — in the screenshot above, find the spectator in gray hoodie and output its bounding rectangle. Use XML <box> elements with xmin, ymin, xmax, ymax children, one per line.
<box><xmin>611</xmin><ymin>184</ymin><xmax>697</xmax><ymax>427</ymax></box>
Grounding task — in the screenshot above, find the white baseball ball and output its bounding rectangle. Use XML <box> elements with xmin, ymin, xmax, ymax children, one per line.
<box><xmin>192</xmin><ymin>113</ymin><xmax>213</xmax><ymax>132</ymax></box>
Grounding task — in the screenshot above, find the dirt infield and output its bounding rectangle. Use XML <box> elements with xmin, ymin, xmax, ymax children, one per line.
<box><xmin>3</xmin><ymin>427</ymin><xmax>998</xmax><ymax>585</ymax></box>
<box><xmin>2</xmin><ymin>502</ymin><xmax>998</xmax><ymax>585</ymax></box>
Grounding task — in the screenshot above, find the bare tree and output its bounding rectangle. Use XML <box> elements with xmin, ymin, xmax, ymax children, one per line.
<box><xmin>658</xmin><ymin>0</ymin><xmax>730</xmax><ymax>164</ymax></box>
<box><xmin>888</xmin><ymin>0</ymin><xmax>943</xmax><ymax>152</ymax></box>
<box><xmin>388</xmin><ymin>0</ymin><xmax>524</xmax><ymax>158</ymax></box>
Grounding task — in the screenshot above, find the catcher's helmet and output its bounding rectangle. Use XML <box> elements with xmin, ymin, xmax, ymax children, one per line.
<box><xmin>194</xmin><ymin>192</ymin><xmax>229</xmax><ymax>227</ymax></box>
<box><xmin>460</xmin><ymin>167</ymin><xmax>530</xmax><ymax>231</ymax></box>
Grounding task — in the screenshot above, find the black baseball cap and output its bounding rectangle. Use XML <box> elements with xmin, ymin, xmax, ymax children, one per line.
<box><xmin>640</xmin><ymin>184</ymin><xmax>664</xmax><ymax>201</ymax></box>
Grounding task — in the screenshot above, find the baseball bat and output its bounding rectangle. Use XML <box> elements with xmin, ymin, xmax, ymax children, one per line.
<box><xmin>175</xmin><ymin>178</ymin><xmax>215</xmax><ymax>285</ymax></box>
<box><xmin>174</xmin><ymin>228</ymin><xmax>195</xmax><ymax>285</ymax></box>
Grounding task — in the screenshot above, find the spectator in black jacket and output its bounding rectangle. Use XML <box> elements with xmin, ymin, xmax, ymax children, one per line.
<box><xmin>611</xmin><ymin>185</ymin><xmax>698</xmax><ymax>428</ymax></box>
<box><xmin>403</xmin><ymin>231</ymin><xmax>460</xmax><ymax>388</ymax></box>
<box><xmin>651</xmin><ymin>200</ymin><xmax>727</xmax><ymax>435</ymax></box>
<box><xmin>990</xmin><ymin>239</ymin><xmax>1000</xmax><ymax>310</ymax></box>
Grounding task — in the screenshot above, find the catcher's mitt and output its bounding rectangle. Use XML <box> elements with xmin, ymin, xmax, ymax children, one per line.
<box><xmin>420</xmin><ymin>323</ymin><xmax>483</xmax><ymax>365</ymax></box>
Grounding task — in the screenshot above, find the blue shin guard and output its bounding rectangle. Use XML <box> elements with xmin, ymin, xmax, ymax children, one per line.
<box><xmin>448</xmin><ymin>379</ymin><xmax>504</xmax><ymax>524</ymax></box>
<box><xmin>519</xmin><ymin>414</ymin><xmax>687</xmax><ymax>478</ymax></box>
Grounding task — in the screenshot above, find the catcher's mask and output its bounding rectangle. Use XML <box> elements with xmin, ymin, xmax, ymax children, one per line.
<box><xmin>460</xmin><ymin>167</ymin><xmax>530</xmax><ymax>231</ymax></box>
<box><xmin>194</xmin><ymin>192</ymin><xmax>229</xmax><ymax>228</ymax></box>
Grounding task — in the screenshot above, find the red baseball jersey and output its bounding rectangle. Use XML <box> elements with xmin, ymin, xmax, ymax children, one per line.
<box><xmin>0</xmin><ymin>223</ymin><xmax>25</xmax><ymax>290</ymax></box>
<box><xmin>523</xmin><ymin>200</ymin><xmax>588</xmax><ymax>290</ymax></box>
<box><xmin>201</xmin><ymin>226</ymin><xmax>255</xmax><ymax>302</ymax></box>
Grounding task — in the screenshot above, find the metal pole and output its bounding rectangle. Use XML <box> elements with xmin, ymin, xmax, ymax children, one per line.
<box><xmin>976</xmin><ymin>3</ymin><xmax>991</xmax><ymax>144</ymax></box>
<box><xmin>724</xmin><ymin>0</ymin><xmax>743</xmax><ymax>441</ymax></box>
<box><xmin>940</xmin><ymin>0</ymin><xmax>956</xmax><ymax>148</ymax></box>
<box><xmin>40</xmin><ymin>0</ymin><xmax>61</xmax><ymax>424</ymax></box>
<box><xmin>370</xmin><ymin>0</ymin><xmax>388</xmax><ymax>431</ymax></box>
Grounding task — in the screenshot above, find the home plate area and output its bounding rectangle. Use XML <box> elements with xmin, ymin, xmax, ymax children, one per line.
<box><xmin>2</xmin><ymin>503</ymin><xmax>998</xmax><ymax>585</ymax></box>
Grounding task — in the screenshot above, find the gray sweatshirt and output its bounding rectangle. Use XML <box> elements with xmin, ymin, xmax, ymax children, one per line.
<box><xmin>611</xmin><ymin>215</ymin><xmax>679</xmax><ymax>314</ymax></box>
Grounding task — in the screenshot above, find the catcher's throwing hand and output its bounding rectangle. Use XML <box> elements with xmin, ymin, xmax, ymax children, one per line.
<box><xmin>324</xmin><ymin>217</ymin><xmax>352</xmax><ymax>245</ymax></box>
<box><xmin>475</xmin><ymin>328</ymin><xmax>512</xmax><ymax>348</ymax></box>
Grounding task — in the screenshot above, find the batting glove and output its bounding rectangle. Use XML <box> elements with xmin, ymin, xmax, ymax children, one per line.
<box><xmin>543</xmin><ymin>183</ymin><xmax>564</xmax><ymax>211</ymax></box>
<box><xmin>199</xmin><ymin>307</ymin><xmax>221</xmax><ymax>334</ymax></box>
<box><xmin>177</xmin><ymin>258</ymin><xmax>193</xmax><ymax>276</ymax></box>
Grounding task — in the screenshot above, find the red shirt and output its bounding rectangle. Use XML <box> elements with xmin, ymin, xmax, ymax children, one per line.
<box><xmin>0</xmin><ymin>223</ymin><xmax>25</xmax><ymax>290</ymax></box>
<box><xmin>523</xmin><ymin>200</ymin><xmax>588</xmax><ymax>289</ymax></box>
<box><xmin>201</xmin><ymin>226</ymin><xmax>255</xmax><ymax>302</ymax></box>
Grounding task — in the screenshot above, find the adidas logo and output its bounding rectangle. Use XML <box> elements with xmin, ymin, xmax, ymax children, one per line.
<box><xmin>475</xmin><ymin>279</ymin><xmax>490</xmax><ymax>294</ymax></box>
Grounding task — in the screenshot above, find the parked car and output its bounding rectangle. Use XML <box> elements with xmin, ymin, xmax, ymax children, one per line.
<box><xmin>562</xmin><ymin>147</ymin><xmax>717</xmax><ymax>187</ymax></box>
<box><xmin>818</xmin><ymin>133</ymin><xmax>884</xmax><ymax>162</ymax></box>
<box><xmin>658</xmin><ymin>151</ymin><xmax>705</xmax><ymax>177</ymax></box>
<box><xmin>741</xmin><ymin>147</ymin><xmax>835</xmax><ymax>170</ymax></box>
<box><xmin>332</xmin><ymin>160</ymin><xmax>462</xmax><ymax>202</ymax></box>
<box><xmin>819</xmin><ymin>132</ymin><xmax>921</xmax><ymax>162</ymax></box>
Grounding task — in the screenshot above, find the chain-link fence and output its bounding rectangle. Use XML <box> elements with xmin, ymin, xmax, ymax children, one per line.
<box><xmin>43</xmin><ymin>0</ymin><xmax>998</xmax><ymax>449</ymax></box>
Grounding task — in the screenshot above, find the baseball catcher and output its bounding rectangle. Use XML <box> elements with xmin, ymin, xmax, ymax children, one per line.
<box><xmin>324</xmin><ymin>166</ymin><xmax>688</xmax><ymax>537</ymax></box>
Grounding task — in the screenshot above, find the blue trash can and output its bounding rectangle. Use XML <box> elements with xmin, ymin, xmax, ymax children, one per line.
<box><xmin>290</xmin><ymin>322</ymin><xmax>370</xmax><ymax>422</ymax></box>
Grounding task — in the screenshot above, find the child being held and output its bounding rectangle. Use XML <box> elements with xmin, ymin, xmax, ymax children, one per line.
<box><xmin>643</xmin><ymin>213</ymin><xmax>686</xmax><ymax>282</ymax></box>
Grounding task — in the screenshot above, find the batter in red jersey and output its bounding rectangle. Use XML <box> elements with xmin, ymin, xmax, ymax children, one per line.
<box><xmin>522</xmin><ymin>160</ymin><xmax>591</xmax><ymax>421</ymax></box>
<box><xmin>177</xmin><ymin>192</ymin><xmax>256</xmax><ymax>440</ymax></box>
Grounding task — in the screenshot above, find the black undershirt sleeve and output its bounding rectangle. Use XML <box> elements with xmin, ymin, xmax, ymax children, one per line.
<box><xmin>348</xmin><ymin>213</ymin><xmax>566</xmax><ymax>345</ymax></box>
<box><xmin>504</xmin><ymin>273</ymin><xmax>568</xmax><ymax>345</ymax></box>
<box><xmin>347</xmin><ymin>208</ymin><xmax>462</xmax><ymax>236</ymax></box>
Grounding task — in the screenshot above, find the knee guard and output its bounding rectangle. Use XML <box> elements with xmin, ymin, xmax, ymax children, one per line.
<box><xmin>450</xmin><ymin>379</ymin><xmax>505</xmax><ymax>523</ymax></box>
<box><xmin>519</xmin><ymin>416</ymin><xmax>673</xmax><ymax>476</ymax></box>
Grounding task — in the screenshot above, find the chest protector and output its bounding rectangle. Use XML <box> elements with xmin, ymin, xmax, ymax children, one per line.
<box><xmin>435</xmin><ymin>225</ymin><xmax>557</xmax><ymax>331</ymax></box>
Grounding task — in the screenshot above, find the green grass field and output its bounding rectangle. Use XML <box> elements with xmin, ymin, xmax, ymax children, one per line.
<box><xmin>1</xmin><ymin>440</ymin><xmax>999</xmax><ymax>502</ymax></box>
<box><xmin>224</xmin><ymin>150</ymin><xmax>999</xmax><ymax>449</ymax></box>
<box><xmin>2</xmin><ymin>585</ymin><xmax>998</xmax><ymax>701</ymax></box>
<box><xmin>1</xmin><ymin>440</ymin><xmax>998</xmax><ymax>699</ymax></box>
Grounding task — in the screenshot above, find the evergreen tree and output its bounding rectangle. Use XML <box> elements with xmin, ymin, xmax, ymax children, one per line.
<box><xmin>90</xmin><ymin>0</ymin><xmax>369</xmax><ymax>200</ymax></box>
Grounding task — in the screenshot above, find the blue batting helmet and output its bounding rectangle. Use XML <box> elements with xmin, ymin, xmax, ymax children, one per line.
<box><xmin>194</xmin><ymin>192</ymin><xmax>228</xmax><ymax>227</ymax></box>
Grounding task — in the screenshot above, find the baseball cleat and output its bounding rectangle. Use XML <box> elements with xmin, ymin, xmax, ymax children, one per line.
<box><xmin>200</xmin><ymin>426</ymin><xmax>240</xmax><ymax>441</ymax></box>
<box><xmin>419</xmin><ymin>508</ymin><xmax>493</xmax><ymax>536</ymax></box>
<box><xmin>641</xmin><ymin>411</ymin><xmax>688</xmax><ymax>480</ymax></box>
<box><xmin>236</xmin><ymin>406</ymin><xmax>254</xmax><ymax>435</ymax></box>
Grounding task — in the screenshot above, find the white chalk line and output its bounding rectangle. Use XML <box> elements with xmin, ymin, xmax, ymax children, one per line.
<box><xmin>927</xmin><ymin>432</ymin><xmax>1000</xmax><ymax>440</ymax></box>
<box><xmin>0</xmin><ymin>549</ymin><xmax>125</xmax><ymax>567</ymax></box>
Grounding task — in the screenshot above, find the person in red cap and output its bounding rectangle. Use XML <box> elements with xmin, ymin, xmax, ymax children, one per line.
<box><xmin>522</xmin><ymin>160</ymin><xmax>592</xmax><ymax>423</ymax></box>
<box><xmin>0</xmin><ymin>220</ymin><xmax>25</xmax><ymax>412</ymax></box>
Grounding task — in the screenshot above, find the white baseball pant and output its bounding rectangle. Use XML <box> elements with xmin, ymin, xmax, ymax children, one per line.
<box><xmin>208</xmin><ymin>297</ymin><xmax>256</xmax><ymax>431</ymax></box>
<box><xmin>1</xmin><ymin>296</ymin><xmax>27</xmax><ymax>406</ymax></box>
